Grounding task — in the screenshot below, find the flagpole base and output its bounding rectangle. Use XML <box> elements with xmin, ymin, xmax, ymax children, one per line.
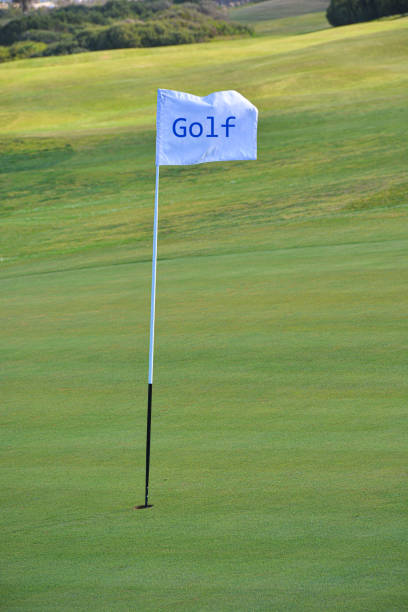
<box><xmin>134</xmin><ymin>504</ymin><xmax>154</xmax><ymax>510</ymax></box>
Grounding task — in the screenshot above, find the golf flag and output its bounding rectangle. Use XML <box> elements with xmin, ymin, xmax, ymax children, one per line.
<box><xmin>139</xmin><ymin>88</ymin><xmax>258</xmax><ymax>509</ymax></box>
<box><xmin>156</xmin><ymin>89</ymin><xmax>258</xmax><ymax>166</ymax></box>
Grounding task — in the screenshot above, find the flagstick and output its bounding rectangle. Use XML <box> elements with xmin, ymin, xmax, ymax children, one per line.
<box><xmin>137</xmin><ymin>165</ymin><xmax>159</xmax><ymax>510</ymax></box>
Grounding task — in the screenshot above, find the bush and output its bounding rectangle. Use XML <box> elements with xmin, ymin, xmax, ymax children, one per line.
<box><xmin>0</xmin><ymin>45</ymin><xmax>11</xmax><ymax>62</ymax></box>
<box><xmin>20</xmin><ymin>29</ymin><xmax>61</xmax><ymax>43</ymax></box>
<box><xmin>41</xmin><ymin>38</ymin><xmax>80</xmax><ymax>55</ymax></box>
<box><xmin>0</xmin><ymin>18</ymin><xmax>26</xmax><ymax>45</ymax></box>
<box><xmin>75</xmin><ymin>26</ymin><xmax>103</xmax><ymax>49</ymax></box>
<box><xmin>85</xmin><ymin>23</ymin><xmax>141</xmax><ymax>50</ymax></box>
<box><xmin>9</xmin><ymin>40</ymin><xmax>47</xmax><ymax>59</ymax></box>
<box><xmin>100</xmin><ymin>23</ymin><xmax>141</xmax><ymax>48</ymax></box>
<box><xmin>100</xmin><ymin>0</ymin><xmax>133</xmax><ymax>19</ymax></box>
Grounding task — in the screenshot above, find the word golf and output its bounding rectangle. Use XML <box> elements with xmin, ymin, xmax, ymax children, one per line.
<box><xmin>172</xmin><ymin>116</ymin><xmax>236</xmax><ymax>138</ymax></box>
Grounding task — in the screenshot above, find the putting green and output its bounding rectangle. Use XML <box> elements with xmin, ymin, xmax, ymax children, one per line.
<box><xmin>1</xmin><ymin>13</ymin><xmax>407</xmax><ymax>611</ymax></box>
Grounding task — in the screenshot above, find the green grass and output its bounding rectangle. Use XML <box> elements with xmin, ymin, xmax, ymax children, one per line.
<box><xmin>229</xmin><ymin>0</ymin><xmax>330</xmax><ymax>36</ymax></box>
<box><xmin>1</xmin><ymin>18</ymin><xmax>407</xmax><ymax>264</ymax></box>
<box><xmin>230</xmin><ymin>0</ymin><xmax>329</xmax><ymax>22</ymax></box>
<box><xmin>243</xmin><ymin>11</ymin><xmax>330</xmax><ymax>37</ymax></box>
<box><xmin>1</xmin><ymin>13</ymin><xmax>408</xmax><ymax>612</ymax></box>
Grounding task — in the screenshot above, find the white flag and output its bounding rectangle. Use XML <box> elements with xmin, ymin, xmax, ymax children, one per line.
<box><xmin>156</xmin><ymin>89</ymin><xmax>258</xmax><ymax>166</ymax></box>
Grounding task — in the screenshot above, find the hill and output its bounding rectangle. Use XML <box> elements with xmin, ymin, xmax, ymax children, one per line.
<box><xmin>1</xmin><ymin>15</ymin><xmax>408</xmax><ymax>612</ymax></box>
<box><xmin>1</xmin><ymin>17</ymin><xmax>407</xmax><ymax>263</ymax></box>
<box><xmin>230</xmin><ymin>0</ymin><xmax>329</xmax><ymax>23</ymax></box>
<box><xmin>228</xmin><ymin>6</ymin><xmax>330</xmax><ymax>36</ymax></box>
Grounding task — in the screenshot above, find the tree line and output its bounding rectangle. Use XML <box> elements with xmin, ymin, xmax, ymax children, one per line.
<box><xmin>327</xmin><ymin>0</ymin><xmax>408</xmax><ymax>26</ymax></box>
<box><xmin>0</xmin><ymin>0</ymin><xmax>252</xmax><ymax>61</ymax></box>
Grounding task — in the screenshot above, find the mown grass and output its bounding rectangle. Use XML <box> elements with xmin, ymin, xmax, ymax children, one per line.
<box><xmin>229</xmin><ymin>0</ymin><xmax>330</xmax><ymax>36</ymax></box>
<box><xmin>230</xmin><ymin>0</ymin><xmax>329</xmax><ymax>22</ymax></box>
<box><xmin>1</xmin><ymin>13</ymin><xmax>408</xmax><ymax>612</ymax></box>
<box><xmin>1</xmin><ymin>18</ymin><xmax>407</xmax><ymax>264</ymax></box>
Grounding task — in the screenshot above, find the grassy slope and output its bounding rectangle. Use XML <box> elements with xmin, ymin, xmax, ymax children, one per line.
<box><xmin>1</xmin><ymin>15</ymin><xmax>408</xmax><ymax>612</ymax></box>
<box><xmin>230</xmin><ymin>0</ymin><xmax>329</xmax><ymax>22</ymax></box>
<box><xmin>1</xmin><ymin>19</ymin><xmax>408</xmax><ymax>264</ymax></box>
<box><xmin>229</xmin><ymin>0</ymin><xmax>330</xmax><ymax>36</ymax></box>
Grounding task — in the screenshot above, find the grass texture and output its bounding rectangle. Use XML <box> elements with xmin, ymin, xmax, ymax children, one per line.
<box><xmin>229</xmin><ymin>0</ymin><xmax>329</xmax><ymax>36</ymax></box>
<box><xmin>1</xmin><ymin>13</ymin><xmax>408</xmax><ymax>612</ymax></box>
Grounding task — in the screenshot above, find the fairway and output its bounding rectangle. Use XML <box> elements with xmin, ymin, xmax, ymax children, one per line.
<box><xmin>1</xmin><ymin>11</ymin><xmax>408</xmax><ymax>612</ymax></box>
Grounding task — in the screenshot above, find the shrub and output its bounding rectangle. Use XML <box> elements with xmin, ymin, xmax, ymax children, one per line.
<box><xmin>41</xmin><ymin>38</ymin><xmax>80</xmax><ymax>55</ymax></box>
<box><xmin>9</xmin><ymin>40</ymin><xmax>47</xmax><ymax>58</ymax></box>
<box><xmin>0</xmin><ymin>45</ymin><xmax>11</xmax><ymax>62</ymax></box>
<box><xmin>88</xmin><ymin>23</ymin><xmax>141</xmax><ymax>50</ymax></box>
<box><xmin>100</xmin><ymin>0</ymin><xmax>133</xmax><ymax>19</ymax></box>
<box><xmin>0</xmin><ymin>18</ymin><xmax>26</xmax><ymax>45</ymax></box>
<box><xmin>75</xmin><ymin>26</ymin><xmax>104</xmax><ymax>50</ymax></box>
<box><xmin>20</xmin><ymin>29</ymin><xmax>61</xmax><ymax>43</ymax></box>
<box><xmin>103</xmin><ymin>23</ymin><xmax>141</xmax><ymax>48</ymax></box>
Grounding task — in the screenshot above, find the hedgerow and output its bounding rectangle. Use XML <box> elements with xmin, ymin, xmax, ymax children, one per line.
<box><xmin>0</xmin><ymin>0</ymin><xmax>252</xmax><ymax>60</ymax></box>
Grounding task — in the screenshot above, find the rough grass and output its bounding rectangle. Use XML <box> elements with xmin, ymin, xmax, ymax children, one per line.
<box><xmin>1</xmin><ymin>14</ymin><xmax>408</xmax><ymax>612</ymax></box>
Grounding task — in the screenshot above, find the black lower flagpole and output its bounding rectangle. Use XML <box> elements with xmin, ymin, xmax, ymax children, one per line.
<box><xmin>144</xmin><ymin>383</ymin><xmax>153</xmax><ymax>507</ymax></box>
<box><xmin>136</xmin><ymin>166</ymin><xmax>159</xmax><ymax>510</ymax></box>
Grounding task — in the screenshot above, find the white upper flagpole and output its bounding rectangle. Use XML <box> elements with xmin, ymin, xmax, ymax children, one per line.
<box><xmin>148</xmin><ymin>164</ymin><xmax>160</xmax><ymax>385</ymax></box>
<box><xmin>139</xmin><ymin>164</ymin><xmax>159</xmax><ymax>510</ymax></box>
